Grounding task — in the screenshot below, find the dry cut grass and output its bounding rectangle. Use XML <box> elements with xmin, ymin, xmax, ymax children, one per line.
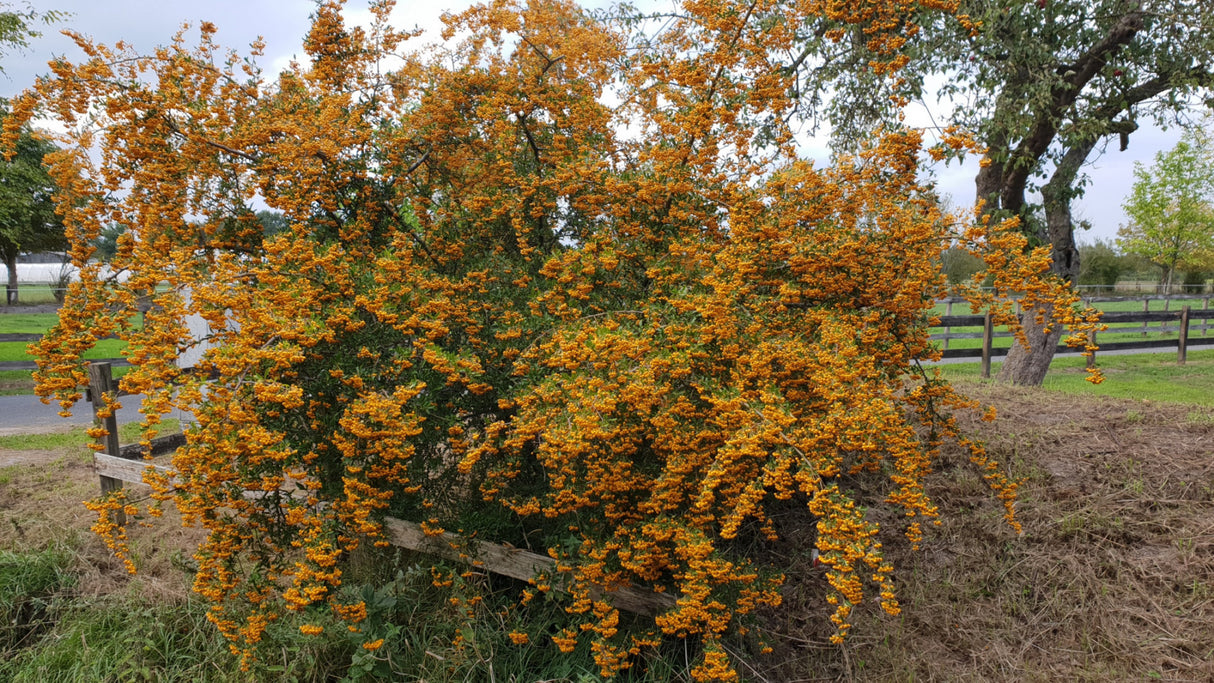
<box><xmin>760</xmin><ymin>382</ymin><xmax>1214</xmax><ymax>682</ymax></box>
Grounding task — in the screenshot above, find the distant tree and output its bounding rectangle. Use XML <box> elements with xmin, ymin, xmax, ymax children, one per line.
<box><xmin>941</xmin><ymin>246</ymin><xmax>987</xmax><ymax>285</ymax></box>
<box><xmin>92</xmin><ymin>223</ymin><xmax>126</xmax><ymax>262</ymax></box>
<box><xmin>0</xmin><ymin>5</ymin><xmax>66</xmax><ymax>302</ymax></box>
<box><xmin>1180</xmin><ymin>267</ymin><xmax>1211</xmax><ymax>293</ymax></box>
<box><xmin>0</xmin><ymin>112</ymin><xmax>64</xmax><ymax>303</ymax></box>
<box><xmin>1117</xmin><ymin>130</ymin><xmax>1214</xmax><ymax>293</ymax></box>
<box><xmin>1077</xmin><ymin>239</ymin><xmax>1128</xmax><ymax>291</ymax></box>
<box><xmin>256</xmin><ymin>209</ymin><xmax>287</xmax><ymax>237</ymax></box>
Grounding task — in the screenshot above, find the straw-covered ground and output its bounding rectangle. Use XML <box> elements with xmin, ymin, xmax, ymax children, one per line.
<box><xmin>760</xmin><ymin>381</ymin><xmax>1214</xmax><ymax>682</ymax></box>
<box><xmin>0</xmin><ymin>380</ymin><xmax>1211</xmax><ymax>681</ymax></box>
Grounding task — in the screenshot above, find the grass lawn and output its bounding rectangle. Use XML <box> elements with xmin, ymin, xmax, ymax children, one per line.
<box><xmin>0</xmin><ymin>313</ymin><xmax>60</xmax><ymax>334</ymax></box>
<box><xmin>1</xmin><ymin>312</ymin><xmax>132</xmax><ymax>395</ymax></box>
<box><xmin>0</xmin><ymin>284</ymin><xmax>62</xmax><ymax>306</ymax></box>
<box><xmin>941</xmin><ymin>348</ymin><xmax>1214</xmax><ymax>406</ymax></box>
<box><xmin>0</xmin><ymin>420</ymin><xmax>176</xmax><ymax>452</ymax></box>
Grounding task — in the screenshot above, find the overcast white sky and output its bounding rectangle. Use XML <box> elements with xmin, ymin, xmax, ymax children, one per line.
<box><xmin>4</xmin><ymin>0</ymin><xmax>1195</xmax><ymax>243</ymax></box>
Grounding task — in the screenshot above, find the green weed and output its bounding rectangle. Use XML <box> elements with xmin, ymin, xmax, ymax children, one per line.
<box><xmin>0</xmin><ymin>546</ymin><xmax>76</xmax><ymax>659</ymax></box>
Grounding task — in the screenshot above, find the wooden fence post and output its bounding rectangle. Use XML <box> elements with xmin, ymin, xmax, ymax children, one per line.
<box><xmin>943</xmin><ymin>300</ymin><xmax>953</xmax><ymax>351</ymax></box>
<box><xmin>1203</xmin><ymin>297</ymin><xmax>1210</xmax><ymax>337</ymax></box>
<box><xmin>1178</xmin><ymin>306</ymin><xmax>1190</xmax><ymax>365</ymax></box>
<box><xmin>1086</xmin><ymin>329</ymin><xmax>1096</xmax><ymax>370</ymax></box>
<box><xmin>88</xmin><ymin>362</ymin><xmax>125</xmax><ymax>526</ymax></box>
<box><xmin>981</xmin><ymin>312</ymin><xmax>993</xmax><ymax>379</ymax></box>
<box><xmin>1142</xmin><ymin>297</ymin><xmax>1150</xmax><ymax>337</ymax></box>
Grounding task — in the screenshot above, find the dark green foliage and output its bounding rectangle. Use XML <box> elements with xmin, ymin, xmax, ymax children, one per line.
<box><xmin>0</xmin><ymin>108</ymin><xmax>65</xmax><ymax>303</ymax></box>
<box><xmin>1078</xmin><ymin>239</ymin><xmax>1129</xmax><ymax>291</ymax></box>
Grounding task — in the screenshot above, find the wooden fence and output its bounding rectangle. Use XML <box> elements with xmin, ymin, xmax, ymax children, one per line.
<box><xmin>83</xmin><ymin>363</ymin><xmax>673</xmax><ymax>616</ymax></box>
<box><xmin>933</xmin><ymin>304</ymin><xmax>1213</xmax><ymax>378</ymax></box>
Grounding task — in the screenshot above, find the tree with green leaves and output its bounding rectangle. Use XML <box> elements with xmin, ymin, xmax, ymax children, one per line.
<box><xmin>0</xmin><ymin>4</ymin><xmax>67</xmax><ymax>303</ymax></box>
<box><xmin>1078</xmin><ymin>238</ymin><xmax>1130</xmax><ymax>291</ymax></box>
<box><xmin>0</xmin><ymin>3</ymin><xmax>67</xmax><ymax>73</ymax></box>
<box><xmin>1117</xmin><ymin>129</ymin><xmax>1214</xmax><ymax>292</ymax></box>
<box><xmin>773</xmin><ymin>0</ymin><xmax>1214</xmax><ymax>384</ymax></box>
<box><xmin>0</xmin><ymin>111</ymin><xmax>64</xmax><ymax>304</ymax></box>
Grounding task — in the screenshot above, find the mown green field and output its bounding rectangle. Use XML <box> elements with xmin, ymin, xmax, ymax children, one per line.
<box><xmin>942</xmin><ymin>348</ymin><xmax>1214</xmax><ymax>407</ymax></box>
<box><xmin>0</xmin><ymin>284</ymin><xmax>63</xmax><ymax>306</ymax></box>
<box><xmin>0</xmin><ymin>313</ymin><xmax>131</xmax><ymax>395</ymax></box>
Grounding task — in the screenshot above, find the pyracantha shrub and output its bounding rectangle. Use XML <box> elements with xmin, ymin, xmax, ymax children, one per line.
<box><xmin>6</xmin><ymin>0</ymin><xmax>1100</xmax><ymax>678</ymax></box>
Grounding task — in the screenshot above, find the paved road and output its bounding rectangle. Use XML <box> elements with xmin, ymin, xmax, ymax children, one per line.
<box><xmin>0</xmin><ymin>393</ymin><xmax>194</xmax><ymax>435</ymax></box>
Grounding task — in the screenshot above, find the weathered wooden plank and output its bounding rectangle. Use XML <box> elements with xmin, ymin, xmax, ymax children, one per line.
<box><xmin>89</xmin><ymin>363</ymin><xmax>125</xmax><ymax>524</ymax></box>
<box><xmin>935</xmin><ymin>336</ymin><xmax>1193</xmax><ymax>360</ymax></box>
<box><xmin>92</xmin><ymin>457</ymin><xmax>676</xmax><ymax>616</ymax></box>
<box><xmin>981</xmin><ymin>313</ymin><xmax>993</xmax><ymax>379</ymax></box>
<box><xmin>1179</xmin><ymin>306</ymin><xmax>1190</xmax><ymax>365</ymax></box>
<box><xmin>932</xmin><ymin>330</ymin><xmax>1012</xmax><ymax>341</ymax></box>
<box><xmin>93</xmin><ymin>452</ymin><xmax>167</xmax><ymax>484</ymax></box>
<box><xmin>1096</xmin><ymin>339</ymin><xmax>1191</xmax><ymax>353</ymax></box>
<box><xmin>380</xmin><ymin>517</ymin><xmax>676</xmax><ymax>616</ymax></box>
<box><xmin>381</xmin><ymin>517</ymin><xmax>554</xmax><ymax>582</ymax></box>
<box><xmin>1098</xmin><ymin>311</ymin><xmax>1179</xmax><ymax>324</ymax></box>
<box><xmin>935</xmin><ymin>315</ymin><xmax>986</xmax><ymax>327</ymax></box>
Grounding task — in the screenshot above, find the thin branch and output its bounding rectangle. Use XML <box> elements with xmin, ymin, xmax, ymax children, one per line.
<box><xmin>516</xmin><ymin>113</ymin><xmax>543</xmax><ymax>166</ymax></box>
<box><xmin>161</xmin><ymin>114</ymin><xmax>258</xmax><ymax>163</ymax></box>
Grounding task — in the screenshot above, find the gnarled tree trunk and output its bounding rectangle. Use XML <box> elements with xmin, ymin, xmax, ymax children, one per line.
<box><xmin>998</xmin><ymin>139</ymin><xmax>1096</xmax><ymax>385</ymax></box>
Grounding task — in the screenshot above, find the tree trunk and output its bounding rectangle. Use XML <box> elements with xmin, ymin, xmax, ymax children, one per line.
<box><xmin>997</xmin><ymin>139</ymin><xmax>1095</xmax><ymax>386</ymax></box>
<box><xmin>4</xmin><ymin>252</ymin><xmax>17</xmax><ymax>305</ymax></box>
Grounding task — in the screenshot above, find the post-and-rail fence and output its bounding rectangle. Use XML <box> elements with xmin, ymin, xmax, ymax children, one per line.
<box><xmin>934</xmin><ymin>295</ymin><xmax>1212</xmax><ymax>378</ymax></box>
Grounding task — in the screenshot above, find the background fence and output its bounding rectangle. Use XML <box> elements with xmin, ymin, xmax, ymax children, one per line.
<box><xmin>5</xmin><ymin>295</ymin><xmax>1212</xmax><ymax>372</ymax></box>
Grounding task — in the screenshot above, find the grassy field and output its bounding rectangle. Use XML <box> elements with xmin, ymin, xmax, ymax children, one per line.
<box><xmin>0</xmin><ymin>421</ymin><xmax>178</xmax><ymax>452</ymax></box>
<box><xmin>942</xmin><ymin>349</ymin><xmax>1214</xmax><ymax>406</ymax></box>
<box><xmin>0</xmin><ymin>285</ymin><xmax>63</xmax><ymax>306</ymax></box>
<box><xmin>0</xmin><ymin>312</ymin><xmax>130</xmax><ymax>395</ymax></box>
